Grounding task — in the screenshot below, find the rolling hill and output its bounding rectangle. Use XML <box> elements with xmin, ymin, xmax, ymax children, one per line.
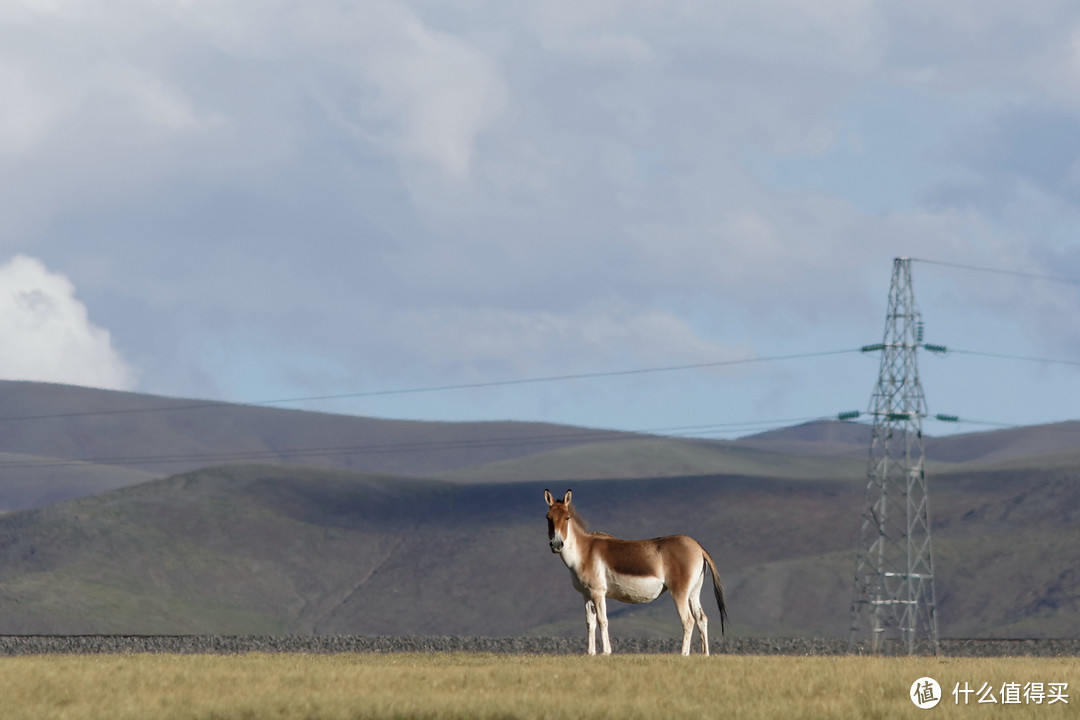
<box><xmin>0</xmin><ymin>459</ymin><xmax>1075</xmax><ymax>639</ymax></box>
<box><xmin>743</xmin><ymin>418</ymin><xmax>1080</xmax><ymax>466</ymax></box>
<box><xmin>435</xmin><ymin>436</ymin><xmax>868</xmax><ymax>483</ymax></box>
<box><xmin>6</xmin><ymin>379</ymin><xmax>1080</xmax><ymax>512</ymax></box>
<box><xmin>0</xmin><ymin>380</ymin><xmax>635</xmax><ymax>511</ymax></box>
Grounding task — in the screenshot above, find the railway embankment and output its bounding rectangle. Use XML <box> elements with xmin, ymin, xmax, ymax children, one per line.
<box><xmin>0</xmin><ymin>636</ymin><xmax>1075</xmax><ymax>656</ymax></box>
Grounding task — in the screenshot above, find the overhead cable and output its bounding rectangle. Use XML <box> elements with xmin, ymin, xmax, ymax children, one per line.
<box><xmin>0</xmin><ymin>348</ymin><xmax>865</xmax><ymax>424</ymax></box>
<box><xmin>930</xmin><ymin>348</ymin><xmax>1080</xmax><ymax>368</ymax></box>
<box><xmin>910</xmin><ymin>257</ymin><xmax>1080</xmax><ymax>286</ymax></box>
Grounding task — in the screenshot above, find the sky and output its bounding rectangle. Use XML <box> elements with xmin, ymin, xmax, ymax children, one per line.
<box><xmin>3</xmin><ymin>0</ymin><xmax>1080</xmax><ymax>438</ymax></box>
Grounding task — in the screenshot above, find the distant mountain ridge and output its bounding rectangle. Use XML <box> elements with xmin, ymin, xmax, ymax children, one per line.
<box><xmin>0</xmin><ymin>380</ymin><xmax>630</xmax><ymax>510</ymax></box>
<box><xmin>2</xmin><ymin>380</ymin><xmax>1080</xmax><ymax>511</ymax></box>
<box><xmin>741</xmin><ymin>418</ymin><xmax>1080</xmax><ymax>466</ymax></box>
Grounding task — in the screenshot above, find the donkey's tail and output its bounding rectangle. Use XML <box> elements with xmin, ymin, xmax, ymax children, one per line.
<box><xmin>701</xmin><ymin>548</ymin><xmax>727</xmax><ymax>636</ymax></box>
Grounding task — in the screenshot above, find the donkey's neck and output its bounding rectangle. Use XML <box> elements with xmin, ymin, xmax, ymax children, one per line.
<box><xmin>558</xmin><ymin>517</ymin><xmax>591</xmax><ymax>572</ymax></box>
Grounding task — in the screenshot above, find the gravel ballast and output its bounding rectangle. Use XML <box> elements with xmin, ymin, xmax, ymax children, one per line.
<box><xmin>0</xmin><ymin>636</ymin><xmax>1076</xmax><ymax>657</ymax></box>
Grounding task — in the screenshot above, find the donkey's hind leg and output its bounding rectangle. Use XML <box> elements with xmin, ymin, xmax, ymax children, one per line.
<box><xmin>689</xmin><ymin>589</ymin><xmax>709</xmax><ymax>655</ymax></box>
<box><xmin>672</xmin><ymin>589</ymin><xmax>696</xmax><ymax>656</ymax></box>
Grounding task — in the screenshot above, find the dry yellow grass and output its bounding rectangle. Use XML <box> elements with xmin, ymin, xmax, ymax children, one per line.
<box><xmin>0</xmin><ymin>652</ymin><xmax>1074</xmax><ymax>719</ymax></box>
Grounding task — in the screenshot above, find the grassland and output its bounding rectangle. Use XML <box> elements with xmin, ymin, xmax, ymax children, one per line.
<box><xmin>0</xmin><ymin>653</ymin><xmax>1075</xmax><ymax>720</ymax></box>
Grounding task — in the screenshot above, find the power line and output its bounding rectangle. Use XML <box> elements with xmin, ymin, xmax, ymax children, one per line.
<box><xmin>1</xmin><ymin>342</ymin><xmax>1072</xmax><ymax>470</ymax></box>
<box><xmin>0</xmin><ymin>338</ymin><xmax>1071</xmax><ymax>469</ymax></box>
<box><xmin>923</xmin><ymin>346</ymin><xmax>1080</xmax><ymax>369</ymax></box>
<box><xmin>928</xmin><ymin>416</ymin><xmax>1080</xmax><ymax>431</ymax></box>
<box><xmin>6</xmin><ymin>343</ymin><xmax>1061</xmax><ymax>428</ymax></box>
<box><xmin>901</xmin><ymin>258</ymin><xmax>1080</xmax><ymax>369</ymax></box>
<box><xmin>0</xmin><ymin>348</ymin><xmax>865</xmax><ymax>424</ymax></box>
<box><xmin>238</xmin><ymin>349</ymin><xmax>865</xmax><ymax>403</ymax></box>
<box><xmin>910</xmin><ymin>257</ymin><xmax>1080</xmax><ymax>286</ymax></box>
<box><xmin>946</xmin><ymin>348</ymin><xmax>1080</xmax><ymax>368</ymax></box>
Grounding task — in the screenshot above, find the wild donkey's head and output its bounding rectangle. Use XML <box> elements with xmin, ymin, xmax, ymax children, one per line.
<box><xmin>544</xmin><ymin>489</ymin><xmax>573</xmax><ymax>554</ymax></box>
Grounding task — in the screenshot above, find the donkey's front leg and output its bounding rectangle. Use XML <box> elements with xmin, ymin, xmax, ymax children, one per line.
<box><xmin>593</xmin><ymin>592</ymin><xmax>612</xmax><ymax>655</ymax></box>
<box><xmin>584</xmin><ymin>598</ymin><xmax>598</xmax><ymax>655</ymax></box>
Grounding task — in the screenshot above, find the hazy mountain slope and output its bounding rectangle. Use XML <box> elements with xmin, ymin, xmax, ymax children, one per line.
<box><xmin>732</xmin><ymin>420</ymin><xmax>871</xmax><ymax>458</ymax></box>
<box><xmin>0</xmin><ymin>452</ymin><xmax>157</xmax><ymax>512</ymax></box>
<box><xmin>0</xmin><ymin>466</ymin><xmax>455</xmax><ymax>634</ymax></box>
<box><xmin>0</xmin><ymin>460</ymin><xmax>1075</xmax><ymax>639</ymax></box>
<box><xmin>0</xmin><ymin>380</ymin><xmax>632</xmax><ymax>510</ymax></box>
<box><xmin>438</xmin><ymin>437</ymin><xmax>866</xmax><ymax>483</ymax></box>
<box><xmin>928</xmin><ymin>424</ymin><xmax>1080</xmax><ymax>465</ymax></box>
<box><xmin>3</xmin><ymin>380</ymin><xmax>1078</xmax><ymax>515</ymax></box>
<box><xmin>736</xmin><ymin>419</ymin><xmax>1080</xmax><ymax>467</ymax></box>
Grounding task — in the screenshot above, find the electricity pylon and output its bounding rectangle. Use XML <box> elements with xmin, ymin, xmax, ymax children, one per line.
<box><xmin>848</xmin><ymin>258</ymin><xmax>940</xmax><ymax>654</ymax></box>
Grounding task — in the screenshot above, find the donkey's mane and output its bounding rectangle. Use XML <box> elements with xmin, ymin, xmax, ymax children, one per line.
<box><xmin>566</xmin><ymin>502</ymin><xmax>589</xmax><ymax>532</ymax></box>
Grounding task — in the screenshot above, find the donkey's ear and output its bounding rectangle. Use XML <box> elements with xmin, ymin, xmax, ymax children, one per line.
<box><xmin>563</xmin><ymin>489</ymin><xmax>572</xmax><ymax>505</ymax></box>
<box><xmin>544</xmin><ymin>489</ymin><xmax>555</xmax><ymax>507</ymax></box>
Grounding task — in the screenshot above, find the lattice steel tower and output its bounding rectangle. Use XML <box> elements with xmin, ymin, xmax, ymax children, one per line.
<box><xmin>849</xmin><ymin>257</ymin><xmax>940</xmax><ymax>654</ymax></box>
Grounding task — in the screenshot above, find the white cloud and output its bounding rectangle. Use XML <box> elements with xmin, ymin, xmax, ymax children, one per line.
<box><xmin>0</xmin><ymin>255</ymin><xmax>136</xmax><ymax>390</ymax></box>
<box><xmin>366</xmin><ymin>11</ymin><xmax>506</xmax><ymax>178</ymax></box>
<box><xmin>315</xmin><ymin>0</ymin><xmax>509</xmax><ymax>179</ymax></box>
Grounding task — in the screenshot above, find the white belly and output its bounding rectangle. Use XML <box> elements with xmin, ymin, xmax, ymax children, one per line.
<box><xmin>605</xmin><ymin>572</ymin><xmax>665</xmax><ymax>604</ymax></box>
